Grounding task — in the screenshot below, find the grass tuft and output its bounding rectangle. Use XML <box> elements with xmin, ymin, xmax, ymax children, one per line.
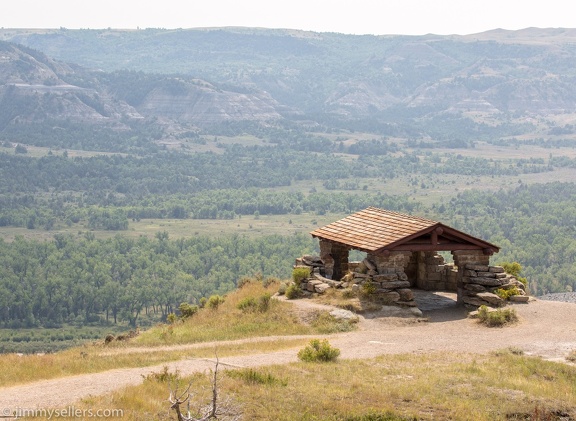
<box><xmin>297</xmin><ymin>339</ymin><xmax>340</xmax><ymax>362</ymax></box>
<box><xmin>477</xmin><ymin>305</ymin><xmax>518</xmax><ymax>327</ymax></box>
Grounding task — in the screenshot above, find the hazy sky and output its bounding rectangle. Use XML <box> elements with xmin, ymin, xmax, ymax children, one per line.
<box><xmin>2</xmin><ymin>0</ymin><xmax>575</xmax><ymax>36</ymax></box>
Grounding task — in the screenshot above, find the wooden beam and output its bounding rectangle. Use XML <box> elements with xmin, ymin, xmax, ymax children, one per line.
<box><xmin>387</xmin><ymin>244</ymin><xmax>491</xmax><ymax>252</ymax></box>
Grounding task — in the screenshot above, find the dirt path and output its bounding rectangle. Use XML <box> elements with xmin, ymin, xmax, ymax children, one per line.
<box><xmin>2</xmin><ymin>295</ymin><xmax>576</xmax><ymax>413</ymax></box>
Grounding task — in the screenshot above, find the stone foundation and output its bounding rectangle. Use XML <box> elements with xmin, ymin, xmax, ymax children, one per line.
<box><xmin>294</xmin><ymin>250</ymin><xmax>529</xmax><ymax>310</ymax></box>
<box><xmin>460</xmin><ymin>264</ymin><xmax>528</xmax><ymax>307</ymax></box>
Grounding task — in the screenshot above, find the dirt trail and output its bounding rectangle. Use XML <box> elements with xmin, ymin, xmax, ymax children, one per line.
<box><xmin>2</xmin><ymin>294</ymin><xmax>576</xmax><ymax>412</ymax></box>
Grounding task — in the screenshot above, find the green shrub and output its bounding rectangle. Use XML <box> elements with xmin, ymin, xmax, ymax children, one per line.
<box><xmin>500</xmin><ymin>261</ymin><xmax>528</xmax><ymax>289</ymax></box>
<box><xmin>285</xmin><ymin>283</ymin><xmax>301</xmax><ymax>299</ymax></box>
<box><xmin>206</xmin><ymin>295</ymin><xmax>225</xmax><ymax>309</ymax></box>
<box><xmin>361</xmin><ymin>280</ymin><xmax>377</xmax><ymax>296</ymax></box>
<box><xmin>292</xmin><ymin>267</ymin><xmax>310</xmax><ymax>285</ymax></box>
<box><xmin>237</xmin><ymin>276</ymin><xmax>253</xmax><ymax>288</ymax></box>
<box><xmin>178</xmin><ymin>302</ymin><xmax>199</xmax><ymax>319</ymax></box>
<box><xmin>262</xmin><ymin>276</ymin><xmax>281</xmax><ymax>288</ymax></box>
<box><xmin>237</xmin><ymin>293</ymin><xmax>271</xmax><ymax>313</ymax></box>
<box><xmin>494</xmin><ymin>287</ymin><xmax>521</xmax><ymax>300</ymax></box>
<box><xmin>166</xmin><ymin>313</ymin><xmax>177</xmax><ymax>324</ymax></box>
<box><xmin>297</xmin><ymin>339</ymin><xmax>340</xmax><ymax>362</ymax></box>
<box><xmin>277</xmin><ymin>281</ymin><xmax>289</xmax><ymax>295</ymax></box>
<box><xmin>477</xmin><ymin>305</ymin><xmax>518</xmax><ymax>327</ymax></box>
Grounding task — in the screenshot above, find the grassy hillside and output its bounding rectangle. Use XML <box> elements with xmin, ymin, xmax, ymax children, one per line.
<box><xmin>4</xmin><ymin>281</ymin><xmax>576</xmax><ymax>421</ymax></box>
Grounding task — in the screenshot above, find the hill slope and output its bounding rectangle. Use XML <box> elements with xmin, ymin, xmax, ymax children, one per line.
<box><xmin>2</xmin><ymin>27</ymin><xmax>576</xmax><ymax>137</ymax></box>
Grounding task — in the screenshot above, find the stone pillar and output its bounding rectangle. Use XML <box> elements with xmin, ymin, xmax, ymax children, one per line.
<box><xmin>452</xmin><ymin>249</ymin><xmax>491</xmax><ymax>303</ymax></box>
<box><xmin>318</xmin><ymin>240</ymin><xmax>349</xmax><ymax>281</ymax></box>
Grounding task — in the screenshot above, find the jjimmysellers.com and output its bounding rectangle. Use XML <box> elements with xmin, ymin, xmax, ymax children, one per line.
<box><xmin>2</xmin><ymin>406</ymin><xmax>123</xmax><ymax>419</ymax></box>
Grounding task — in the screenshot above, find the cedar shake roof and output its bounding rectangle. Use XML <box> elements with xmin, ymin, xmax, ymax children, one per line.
<box><xmin>310</xmin><ymin>207</ymin><xmax>499</xmax><ymax>254</ymax></box>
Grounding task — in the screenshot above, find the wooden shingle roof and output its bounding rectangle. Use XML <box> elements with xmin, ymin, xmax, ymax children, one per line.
<box><xmin>310</xmin><ymin>207</ymin><xmax>499</xmax><ymax>254</ymax></box>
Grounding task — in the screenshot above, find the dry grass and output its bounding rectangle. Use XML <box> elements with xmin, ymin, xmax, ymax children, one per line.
<box><xmin>0</xmin><ymin>337</ymin><xmax>309</xmax><ymax>388</ymax></box>
<box><xmin>134</xmin><ymin>281</ymin><xmax>316</xmax><ymax>346</ymax></box>
<box><xmin>72</xmin><ymin>350</ymin><xmax>576</xmax><ymax>421</ymax></box>
<box><xmin>0</xmin><ymin>282</ymin><xmax>338</xmax><ymax>388</ymax></box>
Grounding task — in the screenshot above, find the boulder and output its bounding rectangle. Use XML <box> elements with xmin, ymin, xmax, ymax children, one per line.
<box><xmin>462</xmin><ymin>295</ymin><xmax>488</xmax><ymax>307</ymax></box>
<box><xmin>302</xmin><ymin>255</ymin><xmax>324</xmax><ymax>267</ymax></box>
<box><xmin>330</xmin><ymin>309</ymin><xmax>359</xmax><ymax>322</ymax></box>
<box><xmin>379</xmin><ymin>305</ymin><xmax>423</xmax><ymax>318</ymax></box>
<box><xmin>476</xmin><ymin>292</ymin><xmax>505</xmax><ymax>306</ymax></box>
<box><xmin>306</xmin><ymin>279</ymin><xmax>322</xmax><ymax>292</ymax></box>
<box><xmin>314</xmin><ymin>283</ymin><xmax>331</xmax><ymax>294</ymax></box>
<box><xmin>509</xmin><ymin>295</ymin><xmax>530</xmax><ymax>303</ymax></box>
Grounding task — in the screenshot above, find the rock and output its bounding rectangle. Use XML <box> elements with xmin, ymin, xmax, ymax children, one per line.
<box><xmin>302</xmin><ymin>255</ymin><xmax>324</xmax><ymax>267</ymax></box>
<box><xmin>509</xmin><ymin>295</ymin><xmax>530</xmax><ymax>303</ymax></box>
<box><xmin>397</xmin><ymin>300</ymin><xmax>419</xmax><ymax>307</ymax></box>
<box><xmin>314</xmin><ymin>273</ymin><xmax>342</xmax><ymax>288</ymax></box>
<box><xmin>468</xmin><ymin>277</ymin><xmax>505</xmax><ymax>287</ymax></box>
<box><xmin>462</xmin><ymin>295</ymin><xmax>488</xmax><ymax>307</ymax></box>
<box><xmin>477</xmin><ymin>272</ymin><xmax>496</xmax><ymax>278</ymax></box>
<box><xmin>476</xmin><ymin>292</ymin><xmax>505</xmax><ymax>306</ymax></box>
<box><xmin>330</xmin><ymin>309</ymin><xmax>359</xmax><ymax>322</ymax></box>
<box><xmin>379</xmin><ymin>280</ymin><xmax>411</xmax><ymax>289</ymax></box>
<box><xmin>375</xmin><ymin>291</ymin><xmax>401</xmax><ymax>303</ymax></box>
<box><xmin>314</xmin><ymin>283</ymin><xmax>331</xmax><ymax>293</ymax></box>
<box><xmin>373</xmin><ymin>274</ymin><xmax>398</xmax><ymax>282</ymax></box>
<box><xmin>363</xmin><ymin>258</ymin><xmax>377</xmax><ymax>271</ymax></box>
<box><xmin>464</xmin><ymin>283</ymin><xmax>486</xmax><ymax>292</ymax></box>
<box><xmin>397</xmin><ymin>288</ymin><xmax>414</xmax><ymax>301</ymax></box>
<box><xmin>306</xmin><ymin>279</ymin><xmax>322</xmax><ymax>292</ymax></box>
<box><xmin>464</xmin><ymin>270</ymin><xmax>477</xmax><ymax>277</ymax></box>
<box><xmin>489</xmin><ymin>266</ymin><xmax>506</xmax><ymax>273</ymax></box>
<box><xmin>466</xmin><ymin>264</ymin><xmax>490</xmax><ymax>271</ymax></box>
<box><xmin>378</xmin><ymin>305</ymin><xmax>423</xmax><ymax>318</ymax></box>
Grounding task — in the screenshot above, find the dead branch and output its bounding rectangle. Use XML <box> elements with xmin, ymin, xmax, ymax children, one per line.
<box><xmin>168</xmin><ymin>356</ymin><xmax>242</xmax><ymax>421</ymax></box>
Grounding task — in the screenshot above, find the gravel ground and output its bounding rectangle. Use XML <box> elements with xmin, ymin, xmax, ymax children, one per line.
<box><xmin>2</xmin><ymin>293</ymin><xmax>576</xmax><ymax>414</ymax></box>
<box><xmin>538</xmin><ymin>292</ymin><xmax>576</xmax><ymax>303</ymax></box>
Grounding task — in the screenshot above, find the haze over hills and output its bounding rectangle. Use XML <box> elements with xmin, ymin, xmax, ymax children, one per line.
<box><xmin>1</xmin><ymin>27</ymin><xmax>576</xmax><ymax>141</ymax></box>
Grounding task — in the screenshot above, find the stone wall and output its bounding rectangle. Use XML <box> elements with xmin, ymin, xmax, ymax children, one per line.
<box><xmin>460</xmin><ymin>264</ymin><xmax>528</xmax><ymax>307</ymax></box>
<box><xmin>412</xmin><ymin>252</ymin><xmax>458</xmax><ymax>292</ymax></box>
<box><xmin>294</xmin><ymin>253</ymin><xmax>417</xmax><ymax>307</ymax></box>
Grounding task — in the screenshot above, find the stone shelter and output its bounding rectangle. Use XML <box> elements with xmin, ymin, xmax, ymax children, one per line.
<box><xmin>305</xmin><ymin>207</ymin><xmax>519</xmax><ymax>307</ymax></box>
